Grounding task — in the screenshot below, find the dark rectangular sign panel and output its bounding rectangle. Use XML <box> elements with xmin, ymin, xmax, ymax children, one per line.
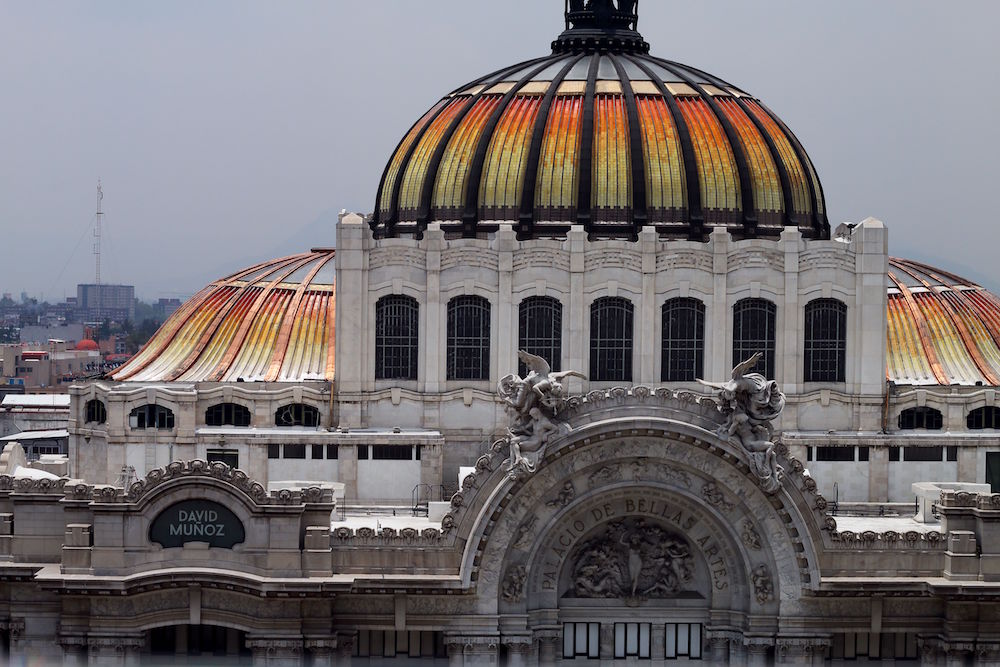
<box><xmin>149</xmin><ymin>500</ymin><xmax>246</xmax><ymax>549</ymax></box>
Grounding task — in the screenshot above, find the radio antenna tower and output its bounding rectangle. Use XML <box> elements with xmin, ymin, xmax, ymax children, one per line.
<box><xmin>94</xmin><ymin>180</ymin><xmax>103</xmax><ymax>321</ymax></box>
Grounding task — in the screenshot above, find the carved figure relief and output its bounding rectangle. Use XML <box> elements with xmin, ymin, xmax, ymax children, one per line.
<box><xmin>701</xmin><ymin>482</ymin><xmax>735</xmax><ymax>513</ymax></box>
<box><xmin>546</xmin><ymin>481</ymin><xmax>576</xmax><ymax>509</ymax></box>
<box><xmin>741</xmin><ymin>519</ymin><xmax>762</xmax><ymax>550</ymax></box>
<box><xmin>501</xmin><ymin>565</ymin><xmax>527</xmax><ymax>603</ymax></box>
<box><xmin>699</xmin><ymin>353</ymin><xmax>786</xmax><ymax>494</ymax></box>
<box><xmin>498</xmin><ymin>351</ymin><xmax>585</xmax><ymax>475</ymax></box>
<box><xmin>512</xmin><ymin>515</ymin><xmax>538</xmax><ymax>550</ymax></box>
<box><xmin>751</xmin><ymin>564</ymin><xmax>773</xmax><ymax>604</ymax></box>
<box><xmin>569</xmin><ymin>519</ymin><xmax>694</xmax><ymax>603</ymax></box>
<box><xmin>588</xmin><ymin>464</ymin><xmax>622</xmax><ymax>488</ymax></box>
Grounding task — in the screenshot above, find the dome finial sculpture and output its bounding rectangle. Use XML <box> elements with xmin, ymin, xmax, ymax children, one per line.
<box><xmin>555</xmin><ymin>0</ymin><xmax>648</xmax><ymax>53</ymax></box>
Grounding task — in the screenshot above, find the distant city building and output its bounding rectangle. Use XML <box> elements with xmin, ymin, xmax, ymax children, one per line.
<box><xmin>0</xmin><ymin>340</ymin><xmax>101</xmax><ymax>389</ymax></box>
<box><xmin>19</xmin><ymin>323</ymin><xmax>84</xmax><ymax>346</ymax></box>
<box><xmin>154</xmin><ymin>297</ymin><xmax>182</xmax><ymax>319</ymax></box>
<box><xmin>76</xmin><ymin>283</ymin><xmax>135</xmax><ymax>323</ymax></box>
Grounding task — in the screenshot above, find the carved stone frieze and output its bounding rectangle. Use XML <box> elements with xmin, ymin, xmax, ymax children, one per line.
<box><xmin>588</xmin><ymin>464</ymin><xmax>622</xmax><ymax>488</ymax></box>
<box><xmin>569</xmin><ymin>518</ymin><xmax>694</xmax><ymax>602</ymax></box>
<box><xmin>545</xmin><ymin>481</ymin><xmax>576</xmax><ymax>509</ymax></box>
<box><xmin>501</xmin><ymin>565</ymin><xmax>527</xmax><ymax>603</ymax></box>
<box><xmin>512</xmin><ymin>515</ymin><xmax>538</xmax><ymax>550</ymax></box>
<box><xmin>741</xmin><ymin>519</ymin><xmax>762</xmax><ymax>550</ymax></box>
<box><xmin>701</xmin><ymin>482</ymin><xmax>734</xmax><ymax>513</ymax></box>
<box><xmin>751</xmin><ymin>564</ymin><xmax>773</xmax><ymax>604</ymax></box>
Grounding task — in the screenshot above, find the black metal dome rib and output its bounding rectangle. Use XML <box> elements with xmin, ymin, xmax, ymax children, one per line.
<box><xmin>610</xmin><ymin>53</ymin><xmax>647</xmax><ymax>239</ymax></box>
<box><xmin>517</xmin><ymin>54</ymin><xmax>586</xmax><ymax>239</ymax></box>
<box><xmin>624</xmin><ymin>54</ymin><xmax>704</xmax><ymax>240</ymax></box>
<box><xmin>460</xmin><ymin>59</ymin><xmax>563</xmax><ymax>236</ymax></box>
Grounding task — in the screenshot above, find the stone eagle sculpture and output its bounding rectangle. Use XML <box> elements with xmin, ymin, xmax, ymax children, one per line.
<box><xmin>699</xmin><ymin>353</ymin><xmax>786</xmax><ymax>494</ymax></box>
<box><xmin>497</xmin><ymin>351</ymin><xmax>585</xmax><ymax>475</ymax></box>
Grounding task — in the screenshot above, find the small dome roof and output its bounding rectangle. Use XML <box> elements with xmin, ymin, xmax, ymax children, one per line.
<box><xmin>887</xmin><ymin>258</ymin><xmax>1000</xmax><ymax>386</ymax></box>
<box><xmin>75</xmin><ymin>339</ymin><xmax>99</xmax><ymax>351</ymax></box>
<box><xmin>372</xmin><ymin>2</ymin><xmax>827</xmax><ymax>241</ymax></box>
<box><xmin>112</xmin><ymin>250</ymin><xmax>335</xmax><ymax>383</ymax></box>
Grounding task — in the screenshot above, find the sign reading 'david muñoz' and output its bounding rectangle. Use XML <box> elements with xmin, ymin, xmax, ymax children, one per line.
<box><xmin>149</xmin><ymin>500</ymin><xmax>246</xmax><ymax>549</ymax></box>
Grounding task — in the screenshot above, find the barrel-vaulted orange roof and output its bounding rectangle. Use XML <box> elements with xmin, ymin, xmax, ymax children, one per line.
<box><xmin>112</xmin><ymin>250</ymin><xmax>335</xmax><ymax>383</ymax></box>
<box><xmin>887</xmin><ymin>258</ymin><xmax>1000</xmax><ymax>387</ymax></box>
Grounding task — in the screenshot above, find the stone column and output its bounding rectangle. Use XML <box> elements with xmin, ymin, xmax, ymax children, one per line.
<box><xmin>535</xmin><ymin>630</ymin><xmax>561</xmax><ymax>666</ymax></box>
<box><xmin>503</xmin><ymin>636</ymin><xmax>532</xmax><ymax>667</ymax></box>
<box><xmin>447</xmin><ymin>640</ymin><xmax>465</xmax><ymax>667</ymax></box>
<box><xmin>58</xmin><ymin>636</ymin><xmax>88</xmax><ymax>667</ymax></box>
<box><xmin>339</xmin><ymin>444</ymin><xmax>358</xmax><ymax>500</ymax></box>
<box><xmin>709</xmin><ymin>227</ymin><xmax>730</xmax><ymax>381</ymax></box>
<box><xmin>775</xmin><ymin>637</ymin><xmax>829</xmax><ymax>665</ymax></box>
<box><xmin>567</xmin><ymin>226</ymin><xmax>587</xmax><ymax>392</ymax></box>
<box><xmin>423</xmin><ymin>225</ymin><xmax>445</xmax><ymax>396</ymax></box>
<box><xmin>945</xmin><ymin>643</ymin><xmax>974</xmax><ymax>667</ymax></box>
<box><xmin>86</xmin><ymin>636</ymin><xmax>144</xmax><ymax>667</ymax></box>
<box><xmin>334</xmin><ymin>212</ymin><xmax>368</xmax><ymax>428</ymax></box>
<box><xmin>744</xmin><ymin>637</ymin><xmax>773</xmax><ymax>667</ymax></box>
<box><xmin>246</xmin><ymin>638</ymin><xmax>304</xmax><ymax>667</ymax></box>
<box><xmin>459</xmin><ymin>636</ymin><xmax>499</xmax><ymax>667</ymax></box>
<box><xmin>705</xmin><ymin>631</ymin><xmax>736</xmax><ymax>664</ymax></box>
<box><xmin>976</xmin><ymin>643</ymin><xmax>1000</xmax><ymax>667</ymax></box>
<box><xmin>869</xmin><ymin>445</ymin><xmax>889</xmax><ymax>502</ymax></box>
<box><xmin>334</xmin><ymin>632</ymin><xmax>356</xmax><ymax>667</ymax></box>
<box><xmin>780</xmin><ymin>226</ymin><xmax>801</xmax><ymax>395</ymax></box>
<box><xmin>638</xmin><ymin>228</ymin><xmax>657</xmax><ymax>385</ymax></box>
<box><xmin>305</xmin><ymin>639</ymin><xmax>337</xmax><ymax>667</ymax></box>
<box><xmin>496</xmin><ymin>226</ymin><xmax>516</xmax><ymax>381</ymax></box>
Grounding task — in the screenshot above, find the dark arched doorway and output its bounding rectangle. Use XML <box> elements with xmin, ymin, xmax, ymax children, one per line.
<box><xmin>144</xmin><ymin>625</ymin><xmax>250</xmax><ymax>665</ymax></box>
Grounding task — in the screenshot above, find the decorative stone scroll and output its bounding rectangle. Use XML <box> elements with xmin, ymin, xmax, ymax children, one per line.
<box><xmin>699</xmin><ymin>353</ymin><xmax>786</xmax><ymax>494</ymax></box>
<box><xmin>569</xmin><ymin>518</ymin><xmax>694</xmax><ymax>603</ymax></box>
<box><xmin>497</xmin><ymin>351</ymin><xmax>585</xmax><ymax>475</ymax></box>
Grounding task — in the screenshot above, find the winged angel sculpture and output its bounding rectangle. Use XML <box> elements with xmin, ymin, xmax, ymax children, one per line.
<box><xmin>498</xmin><ymin>351</ymin><xmax>585</xmax><ymax>474</ymax></box>
<box><xmin>699</xmin><ymin>353</ymin><xmax>786</xmax><ymax>494</ymax></box>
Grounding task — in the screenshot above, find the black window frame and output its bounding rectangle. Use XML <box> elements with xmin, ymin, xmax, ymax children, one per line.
<box><xmin>733</xmin><ymin>298</ymin><xmax>777</xmax><ymax>379</ymax></box>
<box><xmin>447</xmin><ymin>295</ymin><xmax>491</xmax><ymax>381</ymax></box>
<box><xmin>375</xmin><ymin>294</ymin><xmax>419</xmax><ymax>381</ymax></box>
<box><xmin>661</xmin><ymin>297</ymin><xmax>705</xmax><ymax>382</ymax></box>
<box><xmin>274</xmin><ymin>403</ymin><xmax>321</xmax><ymax>428</ymax></box>
<box><xmin>372</xmin><ymin>445</ymin><xmax>413</xmax><ymax>460</ymax></box>
<box><xmin>204</xmin><ymin>402</ymin><xmax>251</xmax><ymax>427</ymax></box>
<box><xmin>898</xmin><ymin>407</ymin><xmax>943</xmax><ymax>430</ymax></box>
<box><xmin>129</xmin><ymin>404</ymin><xmax>175</xmax><ymax>430</ymax></box>
<box><xmin>85</xmin><ymin>399</ymin><xmax>107</xmax><ymax>424</ymax></box>
<box><xmin>206</xmin><ymin>449</ymin><xmax>239</xmax><ymax>469</ymax></box>
<box><xmin>614</xmin><ymin>622</ymin><xmax>651</xmax><ymax>659</ymax></box>
<box><xmin>664</xmin><ymin>623</ymin><xmax>702</xmax><ymax>660</ymax></box>
<box><xmin>968</xmin><ymin>406</ymin><xmax>1000</xmax><ymax>430</ymax></box>
<box><xmin>804</xmin><ymin>298</ymin><xmax>847</xmax><ymax>383</ymax></box>
<box><xmin>563</xmin><ymin>622</ymin><xmax>600</xmax><ymax>660</ymax></box>
<box><xmin>816</xmin><ymin>446</ymin><xmax>855</xmax><ymax>462</ymax></box>
<box><xmin>518</xmin><ymin>296</ymin><xmax>563</xmax><ymax>376</ymax></box>
<box><xmin>283</xmin><ymin>443</ymin><xmax>306</xmax><ymax>459</ymax></box>
<box><xmin>590</xmin><ymin>296</ymin><xmax>634</xmax><ymax>382</ymax></box>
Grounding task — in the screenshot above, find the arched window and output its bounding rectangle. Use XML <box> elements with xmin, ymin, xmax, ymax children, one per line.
<box><xmin>899</xmin><ymin>407</ymin><xmax>943</xmax><ymax>430</ymax></box>
<box><xmin>447</xmin><ymin>296</ymin><xmax>491</xmax><ymax>380</ymax></box>
<box><xmin>375</xmin><ymin>295</ymin><xmax>419</xmax><ymax>381</ymax></box>
<box><xmin>590</xmin><ymin>297</ymin><xmax>634</xmax><ymax>382</ymax></box>
<box><xmin>733</xmin><ymin>298</ymin><xmax>776</xmax><ymax>379</ymax></box>
<box><xmin>968</xmin><ymin>406</ymin><xmax>1000</xmax><ymax>430</ymax></box>
<box><xmin>519</xmin><ymin>297</ymin><xmax>562</xmax><ymax>375</ymax></box>
<box><xmin>85</xmin><ymin>399</ymin><xmax>107</xmax><ymax>424</ymax></box>
<box><xmin>661</xmin><ymin>298</ymin><xmax>705</xmax><ymax>382</ymax></box>
<box><xmin>274</xmin><ymin>403</ymin><xmax>321</xmax><ymax>428</ymax></box>
<box><xmin>205</xmin><ymin>403</ymin><xmax>251</xmax><ymax>427</ymax></box>
<box><xmin>804</xmin><ymin>299</ymin><xmax>847</xmax><ymax>382</ymax></box>
<box><xmin>129</xmin><ymin>404</ymin><xmax>174</xmax><ymax>430</ymax></box>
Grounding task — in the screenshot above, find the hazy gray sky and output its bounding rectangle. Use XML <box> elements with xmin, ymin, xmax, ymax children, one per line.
<box><xmin>2</xmin><ymin>1</ymin><xmax>999</xmax><ymax>299</ymax></box>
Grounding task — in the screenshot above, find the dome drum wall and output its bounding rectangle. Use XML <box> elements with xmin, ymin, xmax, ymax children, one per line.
<box><xmin>372</xmin><ymin>10</ymin><xmax>828</xmax><ymax>243</ymax></box>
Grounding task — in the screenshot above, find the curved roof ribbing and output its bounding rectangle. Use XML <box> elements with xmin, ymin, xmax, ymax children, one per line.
<box><xmin>887</xmin><ymin>258</ymin><xmax>1000</xmax><ymax>386</ymax></box>
<box><xmin>112</xmin><ymin>250</ymin><xmax>335</xmax><ymax>383</ymax></box>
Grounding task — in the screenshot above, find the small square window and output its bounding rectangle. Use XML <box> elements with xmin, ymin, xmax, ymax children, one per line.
<box><xmin>358</xmin><ymin>445</ymin><xmax>369</xmax><ymax>460</ymax></box>
<box><xmin>311</xmin><ymin>444</ymin><xmax>324</xmax><ymax>460</ymax></box>
<box><xmin>858</xmin><ymin>446</ymin><xmax>870</xmax><ymax>462</ymax></box>
<box><xmin>284</xmin><ymin>444</ymin><xmax>306</xmax><ymax>459</ymax></box>
<box><xmin>947</xmin><ymin>446</ymin><xmax>958</xmax><ymax>462</ymax></box>
<box><xmin>326</xmin><ymin>444</ymin><xmax>338</xmax><ymax>460</ymax></box>
<box><xmin>889</xmin><ymin>446</ymin><xmax>900</xmax><ymax>462</ymax></box>
<box><xmin>267</xmin><ymin>444</ymin><xmax>280</xmax><ymax>459</ymax></box>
